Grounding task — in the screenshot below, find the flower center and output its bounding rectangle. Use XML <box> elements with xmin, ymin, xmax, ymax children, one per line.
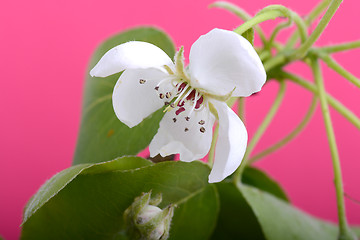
<box><xmin>167</xmin><ymin>81</ymin><xmax>204</xmax><ymax>116</ymax></box>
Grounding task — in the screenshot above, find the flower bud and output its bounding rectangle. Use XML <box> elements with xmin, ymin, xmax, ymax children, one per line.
<box><xmin>124</xmin><ymin>191</ymin><xmax>175</xmax><ymax>240</ymax></box>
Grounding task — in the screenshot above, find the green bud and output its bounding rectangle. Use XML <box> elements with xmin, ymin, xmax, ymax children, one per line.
<box><xmin>124</xmin><ymin>191</ymin><xmax>175</xmax><ymax>240</ymax></box>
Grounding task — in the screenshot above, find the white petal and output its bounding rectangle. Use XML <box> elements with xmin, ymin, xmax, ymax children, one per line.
<box><xmin>208</xmin><ymin>100</ymin><xmax>248</xmax><ymax>183</ymax></box>
<box><xmin>112</xmin><ymin>68</ymin><xmax>174</xmax><ymax>128</ymax></box>
<box><xmin>149</xmin><ymin>101</ymin><xmax>215</xmax><ymax>161</ymax></box>
<box><xmin>90</xmin><ymin>41</ymin><xmax>174</xmax><ymax>77</ymax></box>
<box><xmin>189</xmin><ymin>28</ymin><xmax>266</xmax><ymax>97</ymax></box>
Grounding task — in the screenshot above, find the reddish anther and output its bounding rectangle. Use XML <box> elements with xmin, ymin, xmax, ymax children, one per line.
<box><xmin>177</xmin><ymin>82</ymin><xmax>187</xmax><ymax>92</ymax></box>
<box><xmin>175</xmin><ymin>107</ymin><xmax>185</xmax><ymax>115</ymax></box>
<box><xmin>195</xmin><ymin>96</ymin><xmax>203</xmax><ymax>109</ymax></box>
<box><xmin>186</xmin><ymin>90</ymin><xmax>196</xmax><ymax>101</ymax></box>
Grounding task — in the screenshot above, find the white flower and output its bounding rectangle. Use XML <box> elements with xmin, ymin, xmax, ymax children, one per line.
<box><xmin>90</xmin><ymin>28</ymin><xmax>266</xmax><ymax>183</ymax></box>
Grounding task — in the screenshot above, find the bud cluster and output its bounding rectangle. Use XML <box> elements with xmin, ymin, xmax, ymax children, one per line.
<box><xmin>124</xmin><ymin>191</ymin><xmax>175</xmax><ymax>240</ymax></box>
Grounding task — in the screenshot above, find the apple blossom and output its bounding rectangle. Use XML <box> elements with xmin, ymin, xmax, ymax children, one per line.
<box><xmin>90</xmin><ymin>28</ymin><xmax>266</xmax><ymax>183</ymax></box>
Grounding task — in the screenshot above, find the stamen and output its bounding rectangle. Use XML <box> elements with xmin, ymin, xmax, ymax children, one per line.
<box><xmin>175</xmin><ymin>107</ymin><xmax>185</xmax><ymax>115</ymax></box>
<box><xmin>195</xmin><ymin>96</ymin><xmax>203</xmax><ymax>109</ymax></box>
<box><xmin>165</xmin><ymin>92</ymin><xmax>172</xmax><ymax>98</ymax></box>
<box><xmin>164</xmin><ymin>102</ymin><xmax>170</xmax><ymax>106</ymax></box>
<box><xmin>173</xmin><ymin>84</ymin><xmax>191</xmax><ymax>107</ymax></box>
<box><xmin>185</xmin><ymin>116</ymin><xmax>190</xmax><ymax>121</ymax></box>
<box><xmin>184</xmin><ymin>128</ymin><xmax>189</xmax><ymax>132</ymax></box>
<box><xmin>139</xmin><ymin>79</ymin><xmax>146</xmax><ymax>84</ymax></box>
<box><xmin>163</xmin><ymin>103</ymin><xmax>175</xmax><ymax>113</ymax></box>
<box><xmin>173</xmin><ymin>118</ymin><xmax>177</xmax><ymax>123</ymax></box>
<box><xmin>177</xmin><ymin>82</ymin><xmax>187</xmax><ymax>93</ymax></box>
<box><xmin>198</xmin><ymin>120</ymin><xmax>205</xmax><ymax>125</ymax></box>
<box><xmin>154</xmin><ymin>86</ymin><xmax>159</xmax><ymax>91</ymax></box>
<box><xmin>159</xmin><ymin>93</ymin><xmax>165</xmax><ymax>99</ymax></box>
<box><xmin>188</xmin><ymin>91</ymin><xmax>201</xmax><ymax>116</ymax></box>
<box><xmin>200</xmin><ymin>127</ymin><xmax>205</xmax><ymax>133</ymax></box>
<box><xmin>176</xmin><ymin>87</ymin><xmax>193</xmax><ymax>107</ymax></box>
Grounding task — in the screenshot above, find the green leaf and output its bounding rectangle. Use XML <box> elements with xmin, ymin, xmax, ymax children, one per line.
<box><xmin>211</xmin><ymin>182</ymin><xmax>266</xmax><ymax>240</ymax></box>
<box><xmin>212</xmin><ymin>166</ymin><xmax>287</xmax><ymax>239</ymax></box>
<box><xmin>73</xmin><ymin>27</ymin><xmax>176</xmax><ymax>165</ymax></box>
<box><xmin>242</xmin><ymin>166</ymin><xmax>289</xmax><ymax>202</ymax></box>
<box><xmin>23</xmin><ymin>156</ymin><xmax>152</xmax><ymax>224</ymax></box>
<box><xmin>21</xmin><ymin>158</ymin><xmax>219</xmax><ymax>240</ymax></box>
<box><xmin>240</xmin><ymin>184</ymin><xmax>340</xmax><ymax>240</ymax></box>
<box><xmin>351</xmin><ymin>226</ymin><xmax>360</xmax><ymax>237</ymax></box>
<box><xmin>212</xmin><ymin>167</ymin><xmax>342</xmax><ymax>239</ymax></box>
<box><xmin>241</xmin><ymin>27</ymin><xmax>254</xmax><ymax>46</ymax></box>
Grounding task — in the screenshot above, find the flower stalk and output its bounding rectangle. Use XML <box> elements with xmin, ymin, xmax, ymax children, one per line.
<box><xmin>234</xmin><ymin>80</ymin><xmax>286</xmax><ymax>183</ymax></box>
<box><xmin>311</xmin><ymin>59</ymin><xmax>355</xmax><ymax>240</ymax></box>
<box><xmin>294</xmin><ymin>0</ymin><xmax>343</xmax><ymax>59</ymax></box>
<box><xmin>248</xmin><ymin>96</ymin><xmax>318</xmax><ymax>164</ymax></box>
<box><xmin>317</xmin><ymin>52</ymin><xmax>360</xmax><ymax>88</ymax></box>
<box><xmin>281</xmin><ymin>71</ymin><xmax>360</xmax><ymax>130</ymax></box>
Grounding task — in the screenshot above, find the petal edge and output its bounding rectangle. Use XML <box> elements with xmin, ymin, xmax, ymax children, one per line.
<box><xmin>208</xmin><ymin>100</ymin><xmax>248</xmax><ymax>183</ymax></box>
<box><xmin>90</xmin><ymin>41</ymin><xmax>174</xmax><ymax>77</ymax></box>
<box><xmin>189</xmin><ymin>28</ymin><xmax>266</xmax><ymax>97</ymax></box>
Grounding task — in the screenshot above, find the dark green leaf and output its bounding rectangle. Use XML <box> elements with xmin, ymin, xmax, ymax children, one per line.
<box><xmin>212</xmin><ymin>166</ymin><xmax>290</xmax><ymax>240</ymax></box>
<box><xmin>170</xmin><ymin>184</ymin><xmax>219</xmax><ymax>240</ymax></box>
<box><xmin>241</xmin><ymin>28</ymin><xmax>254</xmax><ymax>46</ymax></box>
<box><xmin>242</xmin><ymin>166</ymin><xmax>289</xmax><ymax>202</ymax></box>
<box><xmin>21</xmin><ymin>158</ymin><xmax>219</xmax><ymax>240</ymax></box>
<box><xmin>212</xmin><ymin>167</ymin><xmax>341</xmax><ymax>239</ymax></box>
<box><xmin>211</xmin><ymin>182</ymin><xmax>266</xmax><ymax>240</ymax></box>
<box><xmin>23</xmin><ymin>157</ymin><xmax>152</xmax><ymax>224</ymax></box>
<box><xmin>240</xmin><ymin>184</ymin><xmax>340</xmax><ymax>240</ymax></box>
<box><xmin>73</xmin><ymin>27</ymin><xmax>176</xmax><ymax>165</ymax></box>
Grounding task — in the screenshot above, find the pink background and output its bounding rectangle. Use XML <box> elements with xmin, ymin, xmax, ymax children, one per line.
<box><xmin>1</xmin><ymin>0</ymin><xmax>359</xmax><ymax>239</ymax></box>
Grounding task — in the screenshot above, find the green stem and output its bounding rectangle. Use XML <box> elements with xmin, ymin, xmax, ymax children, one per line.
<box><xmin>318</xmin><ymin>53</ymin><xmax>360</xmax><ymax>88</ymax></box>
<box><xmin>306</xmin><ymin>0</ymin><xmax>333</xmax><ymax>24</ymax></box>
<box><xmin>311</xmin><ymin>59</ymin><xmax>354</xmax><ymax>240</ymax></box>
<box><xmin>320</xmin><ymin>41</ymin><xmax>360</xmax><ymax>53</ymax></box>
<box><xmin>258</xmin><ymin>5</ymin><xmax>307</xmax><ymax>42</ymax></box>
<box><xmin>234</xmin><ymin>10</ymin><xmax>284</xmax><ymax>35</ymax></box>
<box><xmin>268</xmin><ymin>20</ymin><xmax>292</xmax><ymax>50</ymax></box>
<box><xmin>248</xmin><ymin>96</ymin><xmax>317</xmax><ymax>163</ymax></box>
<box><xmin>237</xmin><ymin>97</ymin><xmax>245</xmax><ymax>123</ymax></box>
<box><xmin>209</xmin><ymin>1</ymin><xmax>267</xmax><ymax>44</ymax></box>
<box><xmin>285</xmin><ymin>0</ymin><xmax>332</xmax><ymax>50</ymax></box>
<box><xmin>208</xmin><ymin>123</ymin><xmax>219</xmax><ymax>166</ymax></box>
<box><xmin>281</xmin><ymin>71</ymin><xmax>360</xmax><ymax>130</ymax></box>
<box><xmin>263</xmin><ymin>53</ymin><xmax>288</xmax><ymax>71</ymax></box>
<box><xmin>295</xmin><ymin>0</ymin><xmax>343</xmax><ymax>59</ymax></box>
<box><xmin>259</xmin><ymin>50</ymin><xmax>272</xmax><ymax>61</ymax></box>
<box><xmin>233</xmin><ymin>80</ymin><xmax>286</xmax><ymax>183</ymax></box>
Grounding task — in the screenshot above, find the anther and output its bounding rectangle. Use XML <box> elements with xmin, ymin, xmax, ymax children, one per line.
<box><xmin>170</xmin><ymin>103</ymin><xmax>175</xmax><ymax>108</ymax></box>
<box><xmin>200</xmin><ymin>127</ymin><xmax>206</xmax><ymax>133</ymax></box>
<box><xmin>185</xmin><ymin>116</ymin><xmax>190</xmax><ymax>121</ymax></box>
<box><xmin>175</xmin><ymin>107</ymin><xmax>185</xmax><ymax>115</ymax></box>
<box><xmin>173</xmin><ymin>118</ymin><xmax>177</xmax><ymax>123</ymax></box>
<box><xmin>159</xmin><ymin>93</ymin><xmax>165</xmax><ymax>99</ymax></box>
<box><xmin>164</xmin><ymin>102</ymin><xmax>170</xmax><ymax>106</ymax></box>
<box><xmin>184</xmin><ymin>128</ymin><xmax>189</xmax><ymax>132</ymax></box>
<box><xmin>154</xmin><ymin>86</ymin><xmax>159</xmax><ymax>91</ymax></box>
<box><xmin>165</xmin><ymin>92</ymin><xmax>172</xmax><ymax>98</ymax></box>
<box><xmin>198</xmin><ymin>120</ymin><xmax>205</xmax><ymax>125</ymax></box>
<box><xmin>139</xmin><ymin>79</ymin><xmax>146</xmax><ymax>84</ymax></box>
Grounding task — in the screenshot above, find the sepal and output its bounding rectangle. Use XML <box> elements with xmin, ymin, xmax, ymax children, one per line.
<box><xmin>124</xmin><ymin>191</ymin><xmax>175</xmax><ymax>240</ymax></box>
